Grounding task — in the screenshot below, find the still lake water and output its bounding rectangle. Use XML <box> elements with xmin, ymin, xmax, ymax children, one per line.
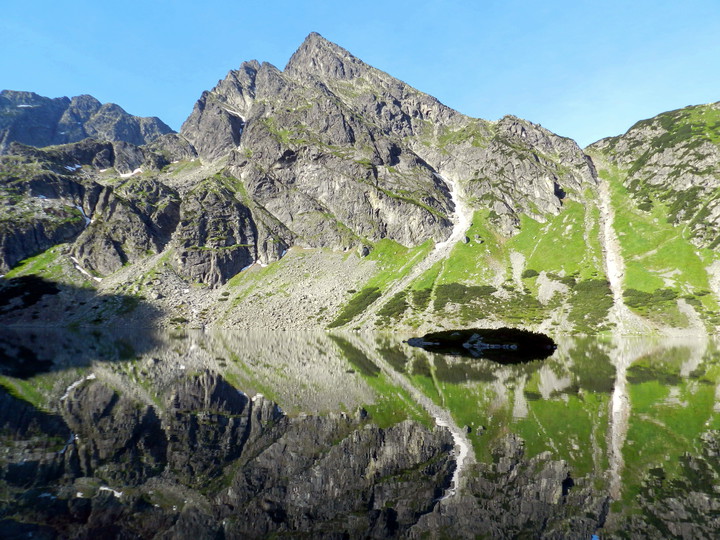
<box><xmin>1</xmin><ymin>328</ymin><xmax>719</xmax><ymax>537</ymax></box>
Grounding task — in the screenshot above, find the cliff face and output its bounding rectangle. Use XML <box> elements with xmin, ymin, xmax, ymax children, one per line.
<box><xmin>0</xmin><ymin>140</ymin><xmax>178</xmax><ymax>275</ymax></box>
<box><xmin>181</xmin><ymin>32</ymin><xmax>595</xmax><ymax>244</ymax></box>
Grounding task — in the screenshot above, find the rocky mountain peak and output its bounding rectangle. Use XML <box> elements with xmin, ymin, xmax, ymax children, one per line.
<box><xmin>285</xmin><ymin>31</ymin><xmax>368</xmax><ymax>81</ymax></box>
<box><xmin>69</xmin><ymin>94</ymin><xmax>102</xmax><ymax>110</ymax></box>
<box><xmin>0</xmin><ymin>90</ymin><xmax>174</xmax><ymax>153</ymax></box>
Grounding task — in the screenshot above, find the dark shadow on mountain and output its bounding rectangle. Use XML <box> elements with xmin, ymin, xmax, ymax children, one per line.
<box><xmin>0</xmin><ymin>275</ymin><xmax>163</xmax><ymax>378</ymax></box>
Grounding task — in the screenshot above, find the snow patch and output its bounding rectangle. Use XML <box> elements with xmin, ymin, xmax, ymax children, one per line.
<box><xmin>119</xmin><ymin>168</ymin><xmax>143</xmax><ymax>178</ymax></box>
<box><xmin>74</xmin><ymin>205</ymin><xmax>92</xmax><ymax>226</ymax></box>
<box><xmin>70</xmin><ymin>256</ymin><xmax>102</xmax><ymax>282</ymax></box>
<box><xmin>61</xmin><ymin>373</ymin><xmax>96</xmax><ymax>400</ymax></box>
<box><xmin>99</xmin><ymin>486</ymin><xmax>123</xmax><ymax>498</ymax></box>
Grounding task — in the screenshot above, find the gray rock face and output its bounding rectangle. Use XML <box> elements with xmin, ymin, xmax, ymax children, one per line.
<box><xmin>181</xmin><ymin>32</ymin><xmax>596</xmax><ymax>251</ymax></box>
<box><xmin>148</xmin><ymin>133</ymin><xmax>199</xmax><ymax>162</ymax></box>
<box><xmin>0</xmin><ymin>140</ymin><xmax>178</xmax><ymax>275</ymax></box>
<box><xmin>72</xmin><ymin>177</ymin><xmax>180</xmax><ymax>276</ymax></box>
<box><xmin>172</xmin><ymin>174</ymin><xmax>260</xmax><ymax>286</ymax></box>
<box><xmin>181</xmin><ymin>54</ymin><xmax>454</xmax><ymax>250</ymax></box>
<box><xmin>0</xmin><ymin>204</ymin><xmax>85</xmax><ymax>273</ymax></box>
<box><xmin>0</xmin><ymin>90</ymin><xmax>174</xmax><ymax>153</ymax></box>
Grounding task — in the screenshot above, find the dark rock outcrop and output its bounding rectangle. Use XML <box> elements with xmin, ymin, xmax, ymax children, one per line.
<box><xmin>172</xmin><ymin>174</ymin><xmax>259</xmax><ymax>285</ymax></box>
<box><xmin>71</xmin><ymin>177</ymin><xmax>180</xmax><ymax>276</ymax></box>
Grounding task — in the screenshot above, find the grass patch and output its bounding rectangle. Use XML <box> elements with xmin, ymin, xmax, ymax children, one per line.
<box><xmin>595</xmin><ymin>164</ymin><xmax>720</xmax><ymax>326</ymax></box>
<box><xmin>4</xmin><ymin>245</ymin><xmax>66</xmax><ymax>280</ymax></box>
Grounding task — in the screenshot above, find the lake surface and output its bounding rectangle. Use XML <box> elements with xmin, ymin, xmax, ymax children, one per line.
<box><xmin>1</xmin><ymin>328</ymin><xmax>719</xmax><ymax>538</ymax></box>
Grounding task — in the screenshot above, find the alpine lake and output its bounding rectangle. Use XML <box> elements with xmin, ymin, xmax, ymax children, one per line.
<box><xmin>1</xmin><ymin>327</ymin><xmax>719</xmax><ymax>538</ymax></box>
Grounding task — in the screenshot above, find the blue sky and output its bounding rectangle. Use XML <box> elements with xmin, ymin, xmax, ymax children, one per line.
<box><xmin>2</xmin><ymin>0</ymin><xmax>719</xmax><ymax>147</ymax></box>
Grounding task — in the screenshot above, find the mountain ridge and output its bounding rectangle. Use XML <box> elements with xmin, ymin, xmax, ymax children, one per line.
<box><xmin>0</xmin><ymin>90</ymin><xmax>174</xmax><ymax>153</ymax></box>
<box><xmin>1</xmin><ymin>33</ymin><xmax>718</xmax><ymax>334</ymax></box>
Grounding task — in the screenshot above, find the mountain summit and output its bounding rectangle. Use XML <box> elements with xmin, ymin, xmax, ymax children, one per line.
<box><xmin>285</xmin><ymin>31</ymin><xmax>369</xmax><ymax>80</ymax></box>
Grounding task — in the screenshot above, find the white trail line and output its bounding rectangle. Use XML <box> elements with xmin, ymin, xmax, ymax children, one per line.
<box><xmin>608</xmin><ymin>342</ymin><xmax>631</xmax><ymax>501</ymax></box>
<box><xmin>357</xmin><ymin>173</ymin><xmax>473</xmax><ymax>325</ymax></box>
<box><xmin>99</xmin><ymin>486</ymin><xmax>123</xmax><ymax>498</ymax></box>
<box><xmin>61</xmin><ymin>373</ymin><xmax>96</xmax><ymax>400</ymax></box>
<box><xmin>349</xmin><ymin>336</ymin><xmax>475</xmax><ymax>499</ymax></box>
<box><xmin>596</xmin><ymin>175</ymin><xmax>646</xmax><ymax>333</ymax></box>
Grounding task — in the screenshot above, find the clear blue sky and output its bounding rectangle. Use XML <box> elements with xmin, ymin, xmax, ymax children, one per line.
<box><xmin>2</xmin><ymin>0</ymin><xmax>719</xmax><ymax>147</ymax></box>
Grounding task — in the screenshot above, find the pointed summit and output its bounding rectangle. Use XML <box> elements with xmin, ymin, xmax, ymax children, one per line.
<box><xmin>285</xmin><ymin>32</ymin><xmax>368</xmax><ymax>80</ymax></box>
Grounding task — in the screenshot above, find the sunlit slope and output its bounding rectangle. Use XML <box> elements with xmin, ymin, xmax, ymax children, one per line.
<box><xmin>589</xmin><ymin>160</ymin><xmax>720</xmax><ymax>330</ymax></box>
<box><xmin>587</xmin><ymin>102</ymin><xmax>720</xmax><ymax>331</ymax></box>
<box><xmin>325</xmin><ymin>195</ymin><xmax>613</xmax><ymax>333</ymax></box>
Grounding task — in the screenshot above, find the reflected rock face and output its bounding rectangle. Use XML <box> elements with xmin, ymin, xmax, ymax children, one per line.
<box><xmin>2</xmin><ymin>329</ymin><xmax>720</xmax><ymax>539</ymax></box>
<box><xmin>0</xmin><ymin>369</ymin><xmax>455</xmax><ymax>538</ymax></box>
<box><xmin>407</xmin><ymin>328</ymin><xmax>557</xmax><ymax>363</ymax></box>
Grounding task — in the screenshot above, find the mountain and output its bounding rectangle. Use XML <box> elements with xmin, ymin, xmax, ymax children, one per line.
<box><xmin>0</xmin><ymin>90</ymin><xmax>174</xmax><ymax>153</ymax></box>
<box><xmin>1</xmin><ymin>33</ymin><xmax>719</xmax><ymax>334</ymax></box>
<box><xmin>589</xmin><ymin>102</ymin><xmax>720</xmax><ymax>248</ymax></box>
<box><xmin>586</xmin><ymin>103</ymin><xmax>720</xmax><ymax>331</ymax></box>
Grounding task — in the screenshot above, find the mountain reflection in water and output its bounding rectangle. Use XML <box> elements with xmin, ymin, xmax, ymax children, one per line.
<box><xmin>0</xmin><ymin>329</ymin><xmax>719</xmax><ymax>539</ymax></box>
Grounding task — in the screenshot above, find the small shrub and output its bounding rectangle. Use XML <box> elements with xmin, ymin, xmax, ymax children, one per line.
<box><xmin>377</xmin><ymin>291</ymin><xmax>409</xmax><ymax>320</ymax></box>
<box><xmin>328</xmin><ymin>287</ymin><xmax>381</xmax><ymax>328</ymax></box>
<box><xmin>412</xmin><ymin>289</ymin><xmax>432</xmax><ymax>311</ymax></box>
